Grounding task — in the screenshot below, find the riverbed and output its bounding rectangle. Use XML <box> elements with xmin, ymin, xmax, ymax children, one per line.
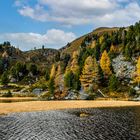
<box><xmin>0</xmin><ymin>107</ymin><xmax>140</xmax><ymax>140</ymax></box>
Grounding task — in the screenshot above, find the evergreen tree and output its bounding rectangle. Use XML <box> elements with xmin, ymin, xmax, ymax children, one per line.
<box><xmin>109</xmin><ymin>74</ymin><xmax>119</xmax><ymax>91</ymax></box>
<box><xmin>29</xmin><ymin>64</ymin><xmax>38</xmax><ymax>75</ymax></box>
<box><xmin>72</xmin><ymin>73</ymin><xmax>81</xmax><ymax>90</ymax></box>
<box><xmin>45</xmin><ymin>68</ymin><xmax>50</xmax><ymax>81</ymax></box>
<box><xmin>1</xmin><ymin>71</ymin><xmax>9</xmax><ymax>85</ymax></box>
<box><xmin>98</xmin><ymin>65</ymin><xmax>105</xmax><ymax>86</ymax></box>
<box><xmin>48</xmin><ymin>78</ymin><xmax>55</xmax><ymax>95</ymax></box>
<box><xmin>0</xmin><ymin>59</ymin><xmax>4</xmax><ymax>75</ymax></box>
<box><xmin>124</xmin><ymin>43</ymin><xmax>132</xmax><ymax>60</ymax></box>
<box><xmin>94</xmin><ymin>41</ymin><xmax>100</xmax><ymax>61</ymax></box>
<box><xmin>64</xmin><ymin>68</ymin><xmax>74</xmax><ymax>89</ymax></box>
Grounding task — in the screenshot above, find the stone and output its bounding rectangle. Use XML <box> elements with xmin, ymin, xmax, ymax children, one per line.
<box><xmin>32</xmin><ymin>88</ymin><xmax>43</xmax><ymax>95</ymax></box>
<box><xmin>112</xmin><ymin>54</ymin><xmax>136</xmax><ymax>80</ymax></box>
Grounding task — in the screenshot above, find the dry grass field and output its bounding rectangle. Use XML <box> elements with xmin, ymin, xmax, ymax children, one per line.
<box><xmin>0</xmin><ymin>100</ymin><xmax>140</xmax><ymax>115</ymax></box>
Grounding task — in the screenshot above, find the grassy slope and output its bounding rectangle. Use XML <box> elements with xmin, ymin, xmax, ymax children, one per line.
<box><xmin>60</xmin><ymin>27</ymin><xmax>119</xmax><ymax>55</ymax></box>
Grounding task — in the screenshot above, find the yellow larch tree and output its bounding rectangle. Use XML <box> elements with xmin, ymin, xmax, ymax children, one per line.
<box><xmin>55</xmin><ymin>64</ymin><xmax>63</xmax><ymax>90</ymax></box>
<box><xmin>90</xmin><ymin>40</ymin><xmax>96</xmax><ymax>48</ymax></box>
<box><xmin>80</xmin><ymin>56</ymin><xmax>99</xmax><ymax>92</ymax></box>
<box><xmin>99</xmin><ymin>36</ymin><xmax>104</xmax><ymax>44</ymax></box>
<box><xmin>110</xmin><ymin>44</ymin><xmax>117</xmax><ymax>53</ymax></box>
<box><xmin>100</xmin><ymin>50</ymin><xmax>112</xmax><ymax>76</ymax></box>
<box><xmin>50</xmin><ymin>64</ymin><xmax>56</xmax><ymax>78</ymax></box>
<box><xmin>70</xmin><ymin>51</ymin><xmax>80</xmax><ymax>74</ymax></box>
<box><xmin>134</xmin><ymin>57</ymin><xmax>140</xmax><ymax>85</ymax></box>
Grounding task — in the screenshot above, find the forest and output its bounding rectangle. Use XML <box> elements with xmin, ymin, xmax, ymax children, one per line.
<box><xmin>0</xmin><ymin>21</ymin><xmax>140</xmax><ymax>100</ymax></box>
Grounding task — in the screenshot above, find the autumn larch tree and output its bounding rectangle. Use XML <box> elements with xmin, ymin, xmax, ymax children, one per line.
<box><xmin>70</xmin><ymin>51</ymin><xmax>81</xmax><ymax>90</ymax></box>
<box><xmin>70</xmin><ymin>51</ymin><xmax>80</xmax><ymax>74</ymax></box>
<box><xmin>134</xmin><ymin>57</ymin><xmax>140</xmax><ymax>86</ymax></box>
<box><xmin>48</xmin><ymin>64</ymin><xmax>56</xmax><ymax>95</ymax></box>
<box><xmin>80</xmin><ymin>56</ymin><xmax>99</xmax><ymax>93</ymax></box>
<box><xmin>100</xmin><ymin>50</ymin><xmax>112</xmax><ymax>77</ymax></box>
<box><xmin>55</xmin><ymin>64</ymin><xmax>63</xmax><ymax>91</ymax></box>
<box><xmin>50</xmin><ymin>64</ymin><xmax>56</xmax><ymax>79</ymax></box>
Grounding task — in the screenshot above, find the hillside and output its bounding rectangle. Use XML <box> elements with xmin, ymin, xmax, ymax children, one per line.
<box><xmin>60</xmin><ymin>27</ymin><xmax>119</xmax><ymax>55</ymax></box>
<box><xmin>0</xmin><ymin>21</ymin><xmax>140</xmax><ymax>100</ymax></box>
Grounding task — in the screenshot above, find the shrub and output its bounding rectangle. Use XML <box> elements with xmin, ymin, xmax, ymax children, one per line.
<box><xmin>2</xmin><ymin>90</ymin><xmax>12</xmax><ymax>97</ymax></box>
<box><xmin>86</xmin><ymin>93</ymin><xmax>96</xmax><ymax>100</ymax></box>
<box><xmin>129</xmin><ymin>88</ymin><xmax>136</xmax><ymax>97</ymax></box>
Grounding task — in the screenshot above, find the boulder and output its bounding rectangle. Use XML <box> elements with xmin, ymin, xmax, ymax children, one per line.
<box><xmin>112</xmin><ymin>54</ymin><xmax>136</xmax><ymax>80</ymax></box>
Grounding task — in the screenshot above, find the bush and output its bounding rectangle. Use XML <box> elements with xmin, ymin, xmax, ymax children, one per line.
<box><xmin>2</xmin><ymin>90</ymin><xmax>12</xmax><ymax>97</ymax></box>
<box><xmin>40</xmin><ymin>92</ymin><xmax>51</xmax><ymax>99</ymax></box>
<box><xmin>129</xmin><ymin>88</ymin><xmax>136</xmax><ymax>97</ymax></box>
<box><xmin>86</xmin><ymin>93</ymin><xmax>96</xmax><ymax>100</ymax></box>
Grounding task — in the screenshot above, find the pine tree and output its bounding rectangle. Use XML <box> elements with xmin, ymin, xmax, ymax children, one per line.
<box><xmin>80</xmin><ymin>56</ymin><xmax>99</xmax><ymax>92</ymax></box>
<box><xmin>45</xmin><ymin>68</ymin><xmax>50</xmax><ymax>81</ymax></box>
<box><xmin>48</xmin><ymin>78</ymin><xmax>55</xmax><ymax>95</ymax></box>
<box><xmin>1</xmin><ymin>71</ymin><xmax>9</xmax><ymax>85</ymax></box>
<box><xmin>94</xmin><ymin>41</ymin><xmax>100</xmax><ymax>61</ymax></box>
<box><xmin>64</xmin><ymin>68</ymin><xmax>74</xmax><ymax>89</ymax></box>
<box><xmin>29</xmin><ymin>64</ymin><xmax>38</xmax><ymax>76</ymax></box>
<box><xmin>109</xmin><ymin>74</ymin><xmax>119</xmax><ymax>91</ymax></box>
<box><xmin>124</xmin><ymin>43</ymin><xmax>132</xmax><ymax>60</ymax></box>
<box><xmin>134</xmin><ymin>57</ymin><xmax>140</xmax><ymax>86</ymax></box>
<box><xmin>100</xmin><ymin>50</ymin><xmax>112</xmax><ymax>77</ymax></box>
<box><xmin>98</xmin><ymin>65</ymin><xmax>105</xmax><ymax>86</ymax></box>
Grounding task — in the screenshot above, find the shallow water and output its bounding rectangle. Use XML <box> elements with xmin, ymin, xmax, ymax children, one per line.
<box><xmin>0</xmin><ymin>107</ymin><xmax>140</xmax><ymax>140</ymax></box>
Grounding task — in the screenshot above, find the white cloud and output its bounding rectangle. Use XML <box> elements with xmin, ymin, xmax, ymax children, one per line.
<box><xmin>15</xmin><ymin>0</ymin><xmax>140</xmax><ymax>27</ymax></box>
<box><xmin>0</xmin><ymin>29</ymin><xmax>76</xmax><ymax>51</ymax></box>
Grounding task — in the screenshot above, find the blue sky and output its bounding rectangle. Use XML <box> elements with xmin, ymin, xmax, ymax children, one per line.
<box><xmin>0</xmin><ymin>0</ymin><xmax>140</xmax><ymax>51</ymax></box>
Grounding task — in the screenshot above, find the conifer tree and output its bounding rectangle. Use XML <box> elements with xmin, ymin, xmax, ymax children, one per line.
<box><xmin>55</xmin><ymin>64</ymin><xmax>63</xmax><ymax>90</ymax></box>
<box><xmin>70</xmin><ymin>51</ymin><xmax>80</xmax><ymax>74</ymax></box>
<box><xmin>45</xmin><ymin>68</ymin><xmax>50</xmax><ymax>81</ymax></box>
<box><xmin>109</xmin><ymin>74</ymin><xmax>119</xmax><ymax>91</ymax></box>
<box><xmin>94</xmin><ymin>41</ymin><xmax>100</xmax><ymax>61</ymax></box>
<box><xmin>48</xmin><ymin>77</ymin><xmax>55</xmax><ymax>95</ymax></box>
<box><xmin>100</xmin><ymin>50</ymin><xmax>112</xmax><ymax>77</ymax></box>
<box><xmin>68</xmin><ymin>51</ymin><xmax>81</xmax><ymax>90</ymax></box>
<box><xmin>1</xmin><ymin>71</ymin><xmax>9</xmax><ymax>85</ymax></box>
<box><xmin>64</xmin><ymin>67</ymin><xmax>73</xmax><ymax>89</ymax></box>
<box><xmin>80</xmin><ymin>56</ymin><xmax>99</xmax><ymax>92</ymax></box>
<box><xmin>50</xmin><ymin>64</ymin><xmax>56</xmax><ymax>78</ymax></box>
<box><xmin>48</xmin><ymin>64</ymin><xmax>56</xmax><ymax>94</ymax></box>
<box><xmin>134</xmin><ymin>57</ymin><xmax>140</xmax><ymax>86</ymax></box>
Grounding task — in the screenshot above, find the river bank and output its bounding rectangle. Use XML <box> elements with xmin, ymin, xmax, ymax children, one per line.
<box><xmin>0</xmin><ymin>100</ymin><xmax>140</xmax><ymax>115</ymax></box>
